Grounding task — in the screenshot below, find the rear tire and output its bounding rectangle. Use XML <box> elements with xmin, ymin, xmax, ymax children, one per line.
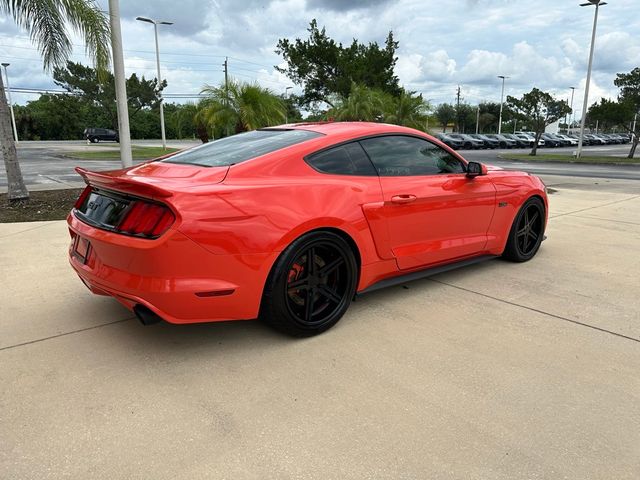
<box><xmin>260</xmin><ymin>231</ymin><xmax>358</xmax><ymax>337</ymax></box>
<box><xmin>502</xmin><ymin>197</ymin><xmax>545</xmax><ymax>262</ymax></box>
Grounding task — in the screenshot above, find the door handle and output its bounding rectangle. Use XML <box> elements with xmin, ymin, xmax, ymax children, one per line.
<box><xmin>390</xmin><ymin>194</ymin><xmax>417</xmax><ymax>204</ymax></box>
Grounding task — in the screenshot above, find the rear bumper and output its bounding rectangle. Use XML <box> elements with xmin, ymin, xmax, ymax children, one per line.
<box><xmin>67</xmin><ymin>212</ymin><xmax>277</xmax><ymax>324</ymax></box>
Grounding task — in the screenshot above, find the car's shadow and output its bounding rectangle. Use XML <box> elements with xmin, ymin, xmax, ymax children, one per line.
<box><xmin>100</xmin><ymin>259</ymin><xmax>505</xmax><ymax>359</ymax></box>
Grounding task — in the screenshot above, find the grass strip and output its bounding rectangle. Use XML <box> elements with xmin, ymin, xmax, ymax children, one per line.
<box><xmin>499</xmin><ymin>153</ymin><xmax>639</xmax><ymax>165</ymax></box>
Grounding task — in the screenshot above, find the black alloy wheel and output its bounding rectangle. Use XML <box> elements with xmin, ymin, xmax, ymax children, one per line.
<box><xmin>502</xmin><ymin>197</ymin><xmax>545</xmax><ymax>262</ymax></box>
<box><xmin>261</xmin><ymin>231</ymin><xmax>357</xmax><ymax>336</ymax></box>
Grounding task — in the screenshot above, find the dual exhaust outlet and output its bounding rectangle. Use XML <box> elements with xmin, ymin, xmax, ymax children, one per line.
<box><xmin>133</xmin><ymin>305</ymin><xmax>163</xmax><ymax>326</ymax></box>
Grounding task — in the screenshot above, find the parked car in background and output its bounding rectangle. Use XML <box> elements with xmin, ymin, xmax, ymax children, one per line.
<box><xmin>604</xmin><ymin>134</ymin><xmax>626</xmax><ymax>144</ymax></box>
<box><xmin>435</xmin><ymin>133</ymin><xmax>464</xmax><ymax>149</ymax></box>
<box><xmin>470</xmin><ymin>134</ymin><xmax>500</xmax><ymax>149</ymax></box>
<box><xmin>447</xmin><ymin>134</ymin><xmax>485</xmax><ymax>149</ymax></box>
<box><xmin>592</xmin><ymin>134</ymin><xmax>613</xmax><ymax>144</ymax></box>
<box><xmin>84</xmin><ymin>128</ymin><xmax>119</xmax><ymax>143</ymax></box>
<box><xmin>485</xmin><ymin>134</ymin><xmax>517</xmax><ymax>149</ymax></box>
<box><xmin>515</xmin><ymin>133</ymin><xmax>545</xmax><ymax>148</ymax></box>
<box><xmin>583</xmin><ymin>134</ymin><xmax>604</xmax><ymax>145</ymax></box>
<box><xmin>541</xmin><ymin>133</ymin><xmax>563</xmax><ymax>147</ymax></box>
<box><xmin>556</xmin><ymin>134</ymin><xmax>578</xmax><ymax>146</ymax></box>
<box><xmin>502</xmin><ymin>133</ymin><xmax>529</xmax><ymax>148</ymax></box>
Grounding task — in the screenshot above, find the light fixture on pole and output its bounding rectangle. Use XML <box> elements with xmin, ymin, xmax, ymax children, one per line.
<box><xmin>285</xmin><ymin>86</ymin><xmax>293</xmax><ymax>123</ymax></box>
<box><xmin>568</xmin><ymin>86</ymin><xmax>576</xmax><ymax>132</ymax></box>
<box><xmin>136</xmin><ymin>16</ymin><xmax>173</xmax><ymax>150</ymax></box>
<box><xmin>1</xmin><ymin>63</ymin><xmax>18</xmax><ymax>144</ymax></box>
<box><xmin>576</xmin><ymin>0</ymin><xmax>607</xmax><ymax>159</ymax></box>
<box><xmin>497</xmin><ymin>75</ymin><xmax>509</xmax><ymax>134</ymax></box>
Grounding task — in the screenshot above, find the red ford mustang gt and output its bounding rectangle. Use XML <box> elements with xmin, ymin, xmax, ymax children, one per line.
<box><xmin>67</xmin><ymin>122</ymin><xmax>548</xmax><ymax>336</ymax></box>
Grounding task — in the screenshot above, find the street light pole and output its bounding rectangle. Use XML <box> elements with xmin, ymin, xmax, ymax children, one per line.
<box><xmin>576</xmin><ymin>0</ymin><xmax>607</xmax><ymax>159</ymax></box>
<box><xmin>568</xmin><ymin>86</ymin><xmax>576</xmax><ymax>132</ymax></box>
<box><xmin>109</xmin><ymin>0</ymin><xmax>133</xmax><ymax>168</ymax></box>
<box><xmin>285</xmin><ymin>86</ymin><xmax>293</xmax><ymax>123</ymax></box>
<box><xmin>475</xmin><ymin>105</ymin><xmax>480</xmax><ymax>134</ymax></box>
<box><xmin>497</xmin><ymin>75</ymin><xmax>509</xmax><ymax>134</ymax></box>
<box><xmin>136</xmin><ymin>16</ymin><xmax>173</xmax><ymax>150</ymax></box>
<box><xmin>1</xmin><ymin>63</ymin><xmax>18</xmax><ymax>144</ymax></box>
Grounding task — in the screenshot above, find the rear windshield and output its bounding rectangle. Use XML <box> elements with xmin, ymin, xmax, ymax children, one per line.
<box><xmin>162</xmin><ymin>129</ymin><xmax>323</xmax><ymax>167</ymax></box>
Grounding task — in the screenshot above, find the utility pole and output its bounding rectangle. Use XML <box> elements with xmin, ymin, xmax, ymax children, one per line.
<box><xmin>223</xmin><ymin>57</ymin><xmax>230</xmax><ymax>136</ymax></box>
<box><xmin>108</xmin><ymin>0</ymin><xmax>132</xmax><ymax>168</ymax></box>
<box><xmin>456</xmin><ymin>85</ymin><xmax>461</xmax><ymax>133</ymax></box>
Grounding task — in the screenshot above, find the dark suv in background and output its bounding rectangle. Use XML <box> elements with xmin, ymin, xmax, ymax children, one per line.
<box><xmin>84</xmin><ymin>128</ymin><xmax>119</xmax><ymax>143</ymax></box>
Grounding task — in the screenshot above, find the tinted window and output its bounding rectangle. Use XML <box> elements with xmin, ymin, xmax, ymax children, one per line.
<box><xmin>360</xmin><ymin>135</ymin><xmax>465</xmax><ymax>176</ymax></box>
<box><xmin>306</xmin><ymin>142</ymin><xmax>377</xmax><ymax>176</ymax></box>
<box><xmin>163</xmin><ymin>129</ymin><xmax>323</xmax><ymax>167</ymax></box>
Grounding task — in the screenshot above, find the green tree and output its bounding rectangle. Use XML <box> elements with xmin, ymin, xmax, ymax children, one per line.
<box><xmin>54</xmin><ymin>61</ymin><xmax>165</xmax><ymax>130</ymax></box>
<box><xmin>170</xmin><ymin>102</ymin><xmax>212</xmax><ymax>143</ymax></box>
<box><xmin>614</xmin><ymin>68</ymin><xmax>640</xmax><ymax>158</ymax></box>
<box><xmin>21</xmin><ymin>94</ymin><xmax>92</xmax><ymax>140</ymax></box>
<box><xmin>435</xmin><ymin>103</ymin><xmax>456</xmax><ymax>132</ymax></box>
<box><xmin>383</xmin><ymin>89</ymin><xmax>431</xmax><ymax>130</ymax></box>
<box><xmin>200</xmin><ymin>79</ymin><xmax>286</xmax><ymax>134</ymax></box>
<box><xmin>478</xmin><ymin>102</ymin><xmax>502</xmax><ymax>132</ymax></box>
<box><xmin>0</xmin><ymin>0</ymin><xmax>110</xmax><ymax>201</ymax></box>
<box><xmin>507</xmin><ymin>88</ymin><xmax>571</xmax><ymax>156</ymax></box>
<box><xmin>326</xmin><ymin>83</ymin><xmax>387</xmax><ymax>122</ymax></box>
<box><xmin>455</xmin><ymin>103</ymin><xmax>476</xmax><ymax>134</ymax></box>
<box><xmin>275</xmin><ymin>19</ymin><xmax>400</xmax><ymax>107</ymax></box>
<box><xmin>478</xmin><ymin>112</ymin><xmax>496</xmax><ymax>133</ymax></box>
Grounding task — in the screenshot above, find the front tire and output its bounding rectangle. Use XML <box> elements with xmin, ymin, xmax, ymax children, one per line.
<box><xmin>502</xmin><ymin>197</ymin><xmax>545</xmax><ymax>262</ymax></box>
<box><xmin>260</xmin><ymin>231</ymin><xmax>358</xmax><ymax>337</ymax></box>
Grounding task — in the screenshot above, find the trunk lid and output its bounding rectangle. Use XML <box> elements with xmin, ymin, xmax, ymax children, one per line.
<box><xmin>76</xmin><ymin>162</ymin><xmax>229</xmax><ymax>198</ymax></box>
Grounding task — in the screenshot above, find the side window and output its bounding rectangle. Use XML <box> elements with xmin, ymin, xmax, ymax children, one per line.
<box><xmin>306</xmin><ymin>142</ymin><xmax>377</xmax><ymax>176</ymax></box>
<box><xmin>360</xmin><ymin>135</ymin><xmax>465</xmax><ymax>176</ymax></box>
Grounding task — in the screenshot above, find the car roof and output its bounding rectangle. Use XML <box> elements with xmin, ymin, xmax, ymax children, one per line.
<box><xmin>270</xmin><ymin>121</ymin><xmax>424</xmax><ymax>139</ymax></box>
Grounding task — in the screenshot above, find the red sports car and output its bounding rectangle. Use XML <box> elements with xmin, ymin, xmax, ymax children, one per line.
<box><xmin>68</xmin><ymin>122</ymin><xmax>547</xmax><ymax>336</ymax></box>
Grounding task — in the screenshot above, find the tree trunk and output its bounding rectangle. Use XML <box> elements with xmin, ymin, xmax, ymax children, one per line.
<box><xmin>628</xmin><ymin>134</ymin><xmax>639</xmax><ymax>159</ymax></box>
<box><xmin>531</xmin><ymin>132</ymin><xmax>541</xmax><ymax>156</ymax></box>
<box><xmin>0</xmin><ymin>73</ymin><xmax>29</xmax><ymax>202</ymax></box>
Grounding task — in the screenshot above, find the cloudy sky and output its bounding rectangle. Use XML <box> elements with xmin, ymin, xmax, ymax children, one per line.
<box><xmin>0</xmin><ymin>0</ymin><xmax>638</xmax><ymax>113</ymax></box>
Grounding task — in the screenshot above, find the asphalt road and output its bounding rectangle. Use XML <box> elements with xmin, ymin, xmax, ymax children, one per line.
<box><xmin>0</xmin><ymin>140</ymin><xmax>638</xmax><ymax>190</ymax></box>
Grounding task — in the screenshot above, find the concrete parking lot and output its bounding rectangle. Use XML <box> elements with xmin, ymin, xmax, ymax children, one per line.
<box><xmin>1</xmin><ymin>175</ymin><xmax>639</xmax><ymax>479</ymax></box>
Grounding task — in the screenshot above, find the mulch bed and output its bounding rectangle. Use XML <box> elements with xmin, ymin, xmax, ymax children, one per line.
<box><xmin>0</xmin><ymin>188</ymin><xmax>83</xmax><ymax>223</ymax></box>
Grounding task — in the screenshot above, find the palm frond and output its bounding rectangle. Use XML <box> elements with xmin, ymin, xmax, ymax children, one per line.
<box><xmin>0</xmin><ymin>0</ymin><xmax>110</xmax><ymax>72</ymax></box>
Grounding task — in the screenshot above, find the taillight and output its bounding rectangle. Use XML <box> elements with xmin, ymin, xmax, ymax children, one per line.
<box><xmin>116</xmin><ymin>201</ymin><xmax>175</xmax><ymax>238</ymax></box>
<box><xmin>74</xmin><ymin>186</ymin><xmax>92</xmax><ymax>209</ymax></box>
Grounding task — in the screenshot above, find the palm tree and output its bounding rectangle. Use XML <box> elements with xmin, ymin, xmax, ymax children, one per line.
<box><xmin>1</xmin><ymin>0</ymin><xmax>110</xmax><ymax>202</ymax></box>
<box><xmin>173</xmin><ymin>102</ymin><xmax>211</xmax><ymax>143</ymax></box>
<box><xmin>326</xmin><ymin>83</ymin><xmax>387</xmax><ymax>122</ymax></box>
<box><xmin>200</xmin><ymin>79</ymin><xmax>286</xmax><ymax>135</ymax></box>
<box><xmin>383</xmin><ymin>89</ymin><xmax>430</xmax><ymax>130</ymax></box>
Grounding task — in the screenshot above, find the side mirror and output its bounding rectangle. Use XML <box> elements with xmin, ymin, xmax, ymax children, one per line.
<box><xmin>466</xmin><ymin>161</ymin><xmax>486</xmax><ymax>178</ymax></box>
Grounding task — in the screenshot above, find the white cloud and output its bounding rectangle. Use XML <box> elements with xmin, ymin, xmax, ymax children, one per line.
<box><xmin>0</xmin><ymin>0</ymin><xmax>637</xmax><ymax>108</ymax></box>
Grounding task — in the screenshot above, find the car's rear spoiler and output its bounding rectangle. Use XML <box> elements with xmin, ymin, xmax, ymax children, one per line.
<box><xmin>75</xmin><ymin>167</ymin><xmax>173</xmax><ymax>198</ymax></box>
